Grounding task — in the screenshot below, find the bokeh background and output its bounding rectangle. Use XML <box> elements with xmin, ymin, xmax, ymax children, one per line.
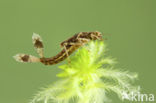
<box><xmin>0</xmin><ymin>0</ymin><xmax>156</xmax><ymax>103</ymax></box>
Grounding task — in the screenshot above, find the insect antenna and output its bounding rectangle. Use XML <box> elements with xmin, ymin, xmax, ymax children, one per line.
<box><xmin>100</xmin><ymin>31</ymin><xmax>111</xmax><ymax>41</ymax></box>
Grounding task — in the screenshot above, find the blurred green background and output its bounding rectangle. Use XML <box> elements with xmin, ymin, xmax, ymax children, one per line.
<box><xmin>0</xmin><ymin>0</ymin><xmax>156</xmax><ymax>103</ymax></box>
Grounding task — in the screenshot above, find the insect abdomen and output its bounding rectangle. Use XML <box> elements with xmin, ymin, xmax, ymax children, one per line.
<box><xmin>40</xmin><ymin>46</ymin><xmax>80</xmax><ymax>65</ymax></box>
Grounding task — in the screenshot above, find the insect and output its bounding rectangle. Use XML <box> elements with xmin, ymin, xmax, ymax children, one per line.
<box><xmin>14</xmin><ymin>31</ymin><xmax>103</xmax><ymax>65</ymax></box>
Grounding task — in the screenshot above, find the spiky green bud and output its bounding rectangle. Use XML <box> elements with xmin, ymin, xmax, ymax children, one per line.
<box><xmin>31</xmin><ymin>41</ymin><xmax>139</xmax><ymax>103</ymax></box>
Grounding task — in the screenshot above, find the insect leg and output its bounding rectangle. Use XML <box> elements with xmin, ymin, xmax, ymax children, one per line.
<box><xmin>67</xmin><ymin>42</ymin><xmax>82</xmax><ymax>46</ymax></box>
<box><xmin>32</xmin><ymin>33</ymin><xmax>44</xmax><ymax>58</ymax></box>
<box><xmin>91</xmin><ymin>34</ymin><xmax>102</xmax><ymax>40</ymax></box>
<box><xmin>77</xmin><ymin>38</ymin><xmax>90</xmax><ymax>43</ymax></box>
<box><xmin>62</xmin><ymin>43</ymin><xmax>71</xmax><ymax>63</ymax></box>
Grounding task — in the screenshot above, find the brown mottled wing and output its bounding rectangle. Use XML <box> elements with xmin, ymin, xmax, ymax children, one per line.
<box><xmin>60</xmin><ymin>33</ymin><xmax>79</xmax><ymax>47</ymax></box>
